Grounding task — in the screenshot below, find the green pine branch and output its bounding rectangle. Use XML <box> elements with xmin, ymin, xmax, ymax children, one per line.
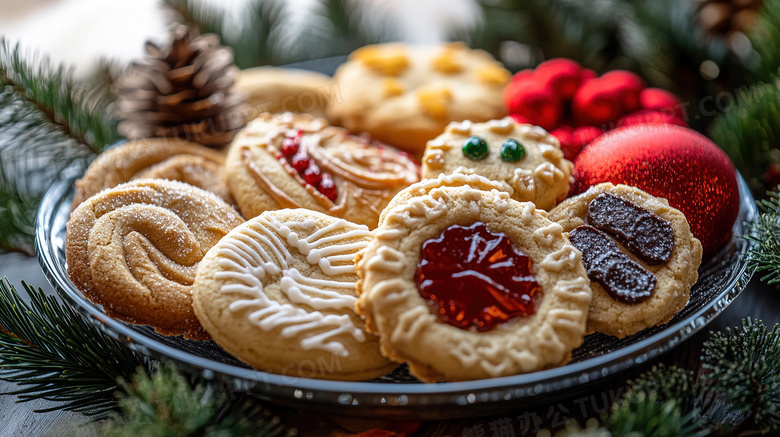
<box><xmin>553</xmin><ymin>319</ymin><xmax>780</xmax><ymax>436</ymax></box>
<box><xmin>745</xmin><ymin>189</ymin><xmax>780</xmax><ymax>284</ymax></box>
<box><xmin>709</xmin><ymin>78</ymin><xmax>780</xmax><ymax>197</ymax></box>
<box><xmin>104</xmin><ymin>363</ymin><xmax>294</xmax><ymax>437</ymax></box>
<box><xmin>163</xmin><ymin>0</ymin><xmax>287</xmax><ymax>68</ymax></box>
<box><xmin>0</xmin><ymin>40</ymin><xmax>120</xmax><ymax>253</ymax></box>
<box><xmin>0</xmin><ymin>279</ymin><xmax>149</xmax><ymax>416</ymax></box>
<box><xmin>749</xmin><ymin>0</ymin><xmax>780</xmax><ymax>83</ymax></box>
<box><xmin>289</xmin><ymin>0</ymin><xmax>398</xmax><ymax>62</ymax></box>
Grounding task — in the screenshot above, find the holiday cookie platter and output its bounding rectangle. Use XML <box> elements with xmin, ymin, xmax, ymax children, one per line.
<box><xmin>36</xmin><ymin>45</ymin><xmax>757</xmax><ymax>419</ymax></box>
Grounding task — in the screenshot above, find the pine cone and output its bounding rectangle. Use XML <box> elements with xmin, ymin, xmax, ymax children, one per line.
<box><xmin>695</xmin><ymin>0</ymin><xmax>762</xmax><ymax>39</ymax></box>
<box><xmin>117</xmin><ymin>26</ymin><xmax>247</xmax><ymax>148</ymax></box>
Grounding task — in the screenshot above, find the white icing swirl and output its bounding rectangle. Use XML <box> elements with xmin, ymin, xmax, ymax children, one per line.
<box><xmin>215</xmin><ymin>215</ymin><xmax>371</xmax><ymax>357</ymax></box>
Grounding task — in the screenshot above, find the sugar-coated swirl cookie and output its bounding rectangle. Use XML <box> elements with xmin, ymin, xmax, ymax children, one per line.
<box><xmin>356</xmin><ymin>182</ymin><xmax>592</xmax><ymax>382</ymax></box>
<box><xmin>421</xmin><ymin>118</ymin><xmax>572</xmax><ymax>210</ymax></box>
<box><xmin>327</xmin><ymin>43</ymin><xmax>510</xmax><ymax>156</ymax></box>
<box><xmin>548</xmin><ymin>183</ymin><xmax>703</xmax><ymax>338</ymax></box>
<box><xmin>66</xmin><ymin>179</ymin><xmax>244</xmax><ymax>339</ymax></box>
<box><xmin>192</xmin><ymin>209</ymin><xmax>396</xmax><ymax>381</ymax></box>
<box><xmin>225</xmin><ymin>113</ymin><xmax>419</xmax><ymax>228</ymax></box>
<box><xmin>72</xmin><ymin>138</ymin><xmax>234</xmax><ymax>208</ymax></box>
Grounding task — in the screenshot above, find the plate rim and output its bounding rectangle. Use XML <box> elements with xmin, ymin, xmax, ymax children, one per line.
<box><xmin>35</xmin><ymin>174</ymin><xmax>758</xmax><ymax>413</ymax></box>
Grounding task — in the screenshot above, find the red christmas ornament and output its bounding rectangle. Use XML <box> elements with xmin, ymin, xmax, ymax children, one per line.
<box><xmin>639</xmin><ymin>88</ymin><xmax>685</xmax><ymax>120</ymax></box>
<box><xmin>572</xmin><ymin>124</ymin><xmax>739</xmax><ymax>257</ymax></box>
<box><xmin>599</xmin><ymin>70</ymin><xmax>645</xmax><ymax>112</ymax></box>
<box><xmin>533</xmin><ymin>58</ymin><xmax>583</xmax><ymax>99</ymax></box>
<box><xmin>580</xmin><ymin>69</ymin><xmax>597</xmax><ymax>83</ymax></box>
<box><xmin>572</xmin><ymin>78</ymin><xmax>625</xmax><ymax>126</ymax></box>
<box><xmin>550</xmin><ymin>126</ymin><xmax>577</xmax><ymax>160</ymax></box>
<box><xmin>503</xmin><ymin>79</ymin><xmax>562</xmax><ymax>130</ymax></box>
<box><xmin>512</xmin><ymin>69</ymin><xmax>534</xmax><ymax>83</ymax></box>
<box><xmin>617</xmin><ymin>110</ymin><xmax>687</xmax><ymax>128</ymax></box>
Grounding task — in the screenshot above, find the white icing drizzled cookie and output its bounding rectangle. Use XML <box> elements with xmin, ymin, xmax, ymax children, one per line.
<box><xmin>192</xmin><ymin>209</ymin><xmax>396</xmax><ymax>381</ymax></box>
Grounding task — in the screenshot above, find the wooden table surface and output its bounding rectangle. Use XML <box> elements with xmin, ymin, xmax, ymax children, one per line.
<box><xmin>1</xmin><ymin>245</ymin><xmax>778</xmax><ymax>436</ymax></box>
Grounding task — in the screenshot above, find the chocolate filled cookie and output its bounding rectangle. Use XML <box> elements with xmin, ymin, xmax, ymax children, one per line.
<box><xmin>549</xmin><ymin>183</ymin><xmax>703</xmax><ymax>338</ymax></box>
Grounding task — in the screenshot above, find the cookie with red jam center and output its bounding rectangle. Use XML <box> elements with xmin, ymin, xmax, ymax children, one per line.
<box><xmin>356</xmin><ymin>176</ymin><xmax>591</xmax><ymax>382</ymax></box>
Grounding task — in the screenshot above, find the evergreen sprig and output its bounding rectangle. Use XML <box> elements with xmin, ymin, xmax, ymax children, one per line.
<box><xmin>103</xmin><ymin>363</ymin><xmax>294</xmax><ymax>437</ymax></box>
<box><xmin>0</xmin><ymin>40</ymin><xmax>120</xmax><ymax>253</ymax></box>
<box><xmin>745</xmin><ymin>189</ymin><xmax>780</xmax><ymax>284</ymax></box>
<box><xmin>701</xmin><ymin>318</ymin><xmax>780</xmax><ymax>433</ymax></box>
<box><xmin>709</xmin><ymin>78</ymin><xmax>780</xmax><ymax>196</ymax></box>
<box><xmin>749</xmin><ymin>0</ymin><xmax>780</xmax><ymax>83</ymax></box>
<box><xmin>555</xmin><ymin>319</ymin><xmax>780</xmax><ymax>436</ymax></box>
<box><xmin>0</xmin><ymin>279</ymin><xmax>148</xmax><ymax>416</ymax></box>
<box><xmin>604</xmin><ymin>393</ymin><xmax>705</xmax><ymax>437</ymax></box>
<box><xmin>164</xmin><ymin>0</ymin><xmax>288</xmax><ymax>69</ymax></box>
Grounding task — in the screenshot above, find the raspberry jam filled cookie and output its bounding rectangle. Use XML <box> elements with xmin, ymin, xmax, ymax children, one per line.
<box><xmin>549</xmin><ymin>183</ymin><xmax>703</xmax><ymax>338</ymax></box>
<box><xmin>356</xmin><ymin>181</ymin><xmax>591</xmax><ymax>382</ymax></box>
<box><xmin>226</xmin><ymin>113</ymin><xmax>419</xmax><ymax>228</ymax></box>
<box><xmin>421</xmin><ymin>117</ymin><xmax>572</xmax><ymax>210</ymax></box>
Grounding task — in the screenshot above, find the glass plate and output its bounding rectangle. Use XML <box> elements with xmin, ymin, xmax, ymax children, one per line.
<box><xmin>36</xmin><ymin>175</ymin><xmax>757</xmax><ymax>419</ymax></box>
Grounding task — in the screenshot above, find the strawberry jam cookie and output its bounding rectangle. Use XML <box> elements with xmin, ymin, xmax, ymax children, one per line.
<box><xmin>66</xmin><ymin>179</ymin><xmax>244</xmax><ymax>339</ymax></box>
<box><xmin>548</xmin><ymin>183</ymin><xmax>703</xmax><ymax>338</ymax></box>
<box><xmin>192</xmin><ymin>209</ymin><xmax>396</xmax><ymax>381</ymax></box>
<box><xmin>356</xmin><ymin>181</ymin><xmax>592</xmax><ymax>382</ymax></box>
<box><xmin>327</xmin><ymin>43</ymin><xmax>510</xmax><ymax>156</ymax></box>
<box><xmin>421</xmin><ymin>118</ymin><xmax>572</xmax><ymax>210</ymax></box>
<box><xmin>72</xmin><ymin>138</ymin><xmax>234</xmax><ymax>208</ymax></box>
<box><xmin>225</xmin><ymin>113</ymin><xmax>419</xmax><ymax>228</ymax></box>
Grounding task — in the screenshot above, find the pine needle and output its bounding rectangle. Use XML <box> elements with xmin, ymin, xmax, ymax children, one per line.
<box><xmin>701</xmin><ymin>318</ymin><xmax>780</xmax><ymax>433</ymax></box>
<box><xmin>745</xmin><ymin>189</ymin><xmax>780</xmax><ymax>284</ymax></box>
<box><xmin>0</xmin><ymin>279</ymin><xmax>149</xmax><ymax>416</ymax></box>
<box><xmin>0</xmin><ymin>40</ymin><xmax>120</xmax><ymax>253</ymax></box>
<box><xmin>104</xmin><ymin>362</ymin><xmax>295</xmax><ymax>437</ymax></box>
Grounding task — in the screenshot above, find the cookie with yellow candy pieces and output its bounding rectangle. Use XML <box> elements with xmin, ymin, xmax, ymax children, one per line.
<box><xmin>225</xmin><ymin>112</ymin><xmax>419</xmax><ymax>228</ymax></box>
<box><xmin>327</xmin><ymin>42</ymin><xmax>510</xmax><ymax>156</ymax></box>
<box><xmin>192</xmin><ymin>209</ymin><xmax>396</xmax><ymax>381</ymax></box>
<box><xmin>356</xmin><ymin>184</ymin><xmax>592</xmax><ymax>382</ymax></box>
<box><xmin>421</xmin><ymin>117</ymin><xmax>572</xmax><ymax>210</ymax></box>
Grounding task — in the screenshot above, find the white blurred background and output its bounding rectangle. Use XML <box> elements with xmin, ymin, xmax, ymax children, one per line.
<box><xmin>0</xmin><ymin>0</ymin><xmax>480</xmax><ymax>76</ymax></box>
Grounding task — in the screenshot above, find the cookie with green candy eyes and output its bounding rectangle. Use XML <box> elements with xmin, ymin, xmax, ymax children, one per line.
<box><xmin>421</xmin><ymin>117</ymin><xmax>573</xmax><ymax>211</ymax></box>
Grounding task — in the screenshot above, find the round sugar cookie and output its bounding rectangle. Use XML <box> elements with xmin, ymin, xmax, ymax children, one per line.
<box><xmin>66</xmin><ymin>179</ymin><xmax>245</xmax><ymax>339</ymax></box>
<box><xmin>327</xmin><ymin>42</ymin><xmax>510</xmax><ymax>156</ymax></box>
<box><xmin>225</xmin><ymin>112</ymin><xmax>419</xmax><ymax>228</ymax></box>
<box><xmin>548</xmin><ymin>183</ymin><xmax>703</xmax><ymax>338</ymax></box>
<box><xmin>421</xmin><ymin>118</ymin><xmax>572</xmax><ymax>210</ymax></box>
<box><xmin>72</xmin><ymin>138</ymin><xmax>234</xmax><ymax>209</ymax></box>
<box><xmin>236</xmin><ymin>67</ymin><xmax>336</xmax><ymax>119</ymax></box>
<box><xmin>192</xmin><ymin>209</ymin><xmax>396</xmax><ymax>381</ymax></box>
<box><xmin>356</xmin><ymin>184</ymin><xmax>592</xmax><ymax>382</ymax></box>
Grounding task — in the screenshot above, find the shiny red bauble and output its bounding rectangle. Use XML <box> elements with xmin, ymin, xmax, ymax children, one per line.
<box><xmin>572</xmin><ymin>124</ymin><xmax>740</xmax><ymax>257</ymax></box>
<box><xmin>504</xmin><ymin>80</ymin><xmax>561</xmax><ymax>130</ymax></box>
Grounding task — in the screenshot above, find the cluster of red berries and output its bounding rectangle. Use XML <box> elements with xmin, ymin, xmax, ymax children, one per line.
<box><xmin>279</xmin><ymin>131</ymin><xmax>338</xmax><ymax>201</ymax></box>
<box><xmin>503</xmin><ymin>58</ymin><xmax>687</xmax><ymax>160</ymax></box>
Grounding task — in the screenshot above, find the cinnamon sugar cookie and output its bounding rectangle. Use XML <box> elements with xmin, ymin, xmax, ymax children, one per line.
<box><xmin>356</xmin><ymin>184</ymin><xmax>591</xmax><ymax>382</ymax></box>
<box><xmin>548</xmin><ymin>183</ymin><xmax>703</xmax><ymax>338</ymax></box>
<box><xmin>66</xmin><ymin>179</ymin><xmax>244</xmax><ymax>339</ymax></box>
<box><xmin>192</xmin><ymin>209</ymin><xmax>396</xmax><ymax>381</ymax></box>
<box><xmin>421</xmin><ymin>118</ymin><xmax>572</xmax><ymax>211</ymax></box>
<box><xmin>327</xmin><ymin>43</ymin><xmax>510</xmax><ymax>156</ymax></box>
<box><xmin>225</xmin><ymin>113</ymin><xmax>419</xmax><ymax>228</ymax></box>
<box><xmin>73</xmin><ymin>138</ymin><xmax>234</xmax><ymax>208</ymax></box>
